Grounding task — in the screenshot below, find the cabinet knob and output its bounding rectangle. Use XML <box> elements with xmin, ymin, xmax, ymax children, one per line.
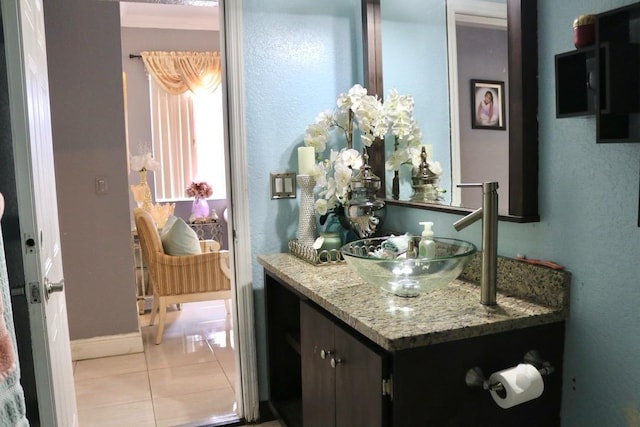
<box><xmin>330</xmin><ymin>357</ymin><xmax>342</xmax><ymax>368</ymax></box>
<box><xmin>320</xmin><ymin>349</ymin><xmax>333</xmax><ymax>360</ymax></box>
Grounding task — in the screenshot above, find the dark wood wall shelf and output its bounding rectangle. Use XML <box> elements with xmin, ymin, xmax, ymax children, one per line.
<box><xmin>555</xmin><ymin>45</ymin><xmax>598</xmax><ymax>117</ymax></box>
<box><xmin>555</xmin><ymin>2</ymin><xmax>640</xmax><ymax>143</ymax></box>
<box><xmin>555</xmin><ymin>2</ymin><xmax>640</xmax><ymax>225</ymax></box>
<box><xmin>596</xmin><ymin>3</ymin><xmax>640</xmax><ymax>143</ymax></box>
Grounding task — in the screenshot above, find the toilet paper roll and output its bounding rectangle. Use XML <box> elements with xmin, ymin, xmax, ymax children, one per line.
<box><xmin>488</xmin><ymin>363</ymin><xmax>544</xmax><ymax>409</ymax></box>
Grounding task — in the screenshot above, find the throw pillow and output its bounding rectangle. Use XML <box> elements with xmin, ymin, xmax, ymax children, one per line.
<box><xmin>160</xmin><ymin>215</ymin><xmax>178</xmax><ymax>236</ymax></box>
<box><xmin>160</xmin><ymin>217</ymin><xmax>202</xmax><ymax>255</ymax></box>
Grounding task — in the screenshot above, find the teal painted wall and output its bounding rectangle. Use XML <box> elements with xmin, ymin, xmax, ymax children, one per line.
<box><xmin>381</xmin><ymin>0</ymin><xmax>452</xmax><ymax>202</ymax></box>
<box><xmin>242</xmin><ymin>0</ymin><xmax>363</xmax><ymax>398</ymax></box>
<box><xmin>538</xmin><ymin>1</ymin><xmax>640</xmax><ymax>425</ymax></box>
<box><xmin>244</xmin><ymin>0</ymin><xmax>640</xmax><ymax>424</ymax></box>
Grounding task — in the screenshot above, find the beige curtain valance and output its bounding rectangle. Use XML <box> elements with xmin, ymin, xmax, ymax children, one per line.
<box><xmin>141</xmin><ymin>51</ymin><xmax>221</xmax><ymax>95</ymax></box>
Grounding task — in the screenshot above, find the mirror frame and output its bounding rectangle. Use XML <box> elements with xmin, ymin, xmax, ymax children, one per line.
<box><xmin>362</xmin><ymin>0</ymin><xmax>539</xmax><ymax>223</ymax></box>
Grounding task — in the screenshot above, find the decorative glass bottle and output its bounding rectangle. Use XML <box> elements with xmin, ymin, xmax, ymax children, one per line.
<box><xmin>411</xmin><ymin>146</ymin><xmax>442</xmax><ymax>203</ymax></box>
<box><xmin>345</xmin><ymin>151</ymin><xmax>386</xmax><ymax>239</ymax></box>
<box><xmin>130</xmin><ymin>169</ymin><xmax>153</xmax><ymax>211</ymax></box>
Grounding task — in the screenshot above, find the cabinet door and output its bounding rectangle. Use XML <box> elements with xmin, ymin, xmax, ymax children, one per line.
<box><xmin>301</xmin><ymin>302</ymin><xmax>336</xmax><ymax>427</ymax></box>
<box><xmin>334</xmin><ymin>324</ymin><xmax>388</xmax><ymax>427</ymax></box>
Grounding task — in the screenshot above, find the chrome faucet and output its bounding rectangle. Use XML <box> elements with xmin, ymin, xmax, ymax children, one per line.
<box><xmin>453</xmin><ymin>182</ymin><xmax>499</xmax><ymax>305</ymax></box>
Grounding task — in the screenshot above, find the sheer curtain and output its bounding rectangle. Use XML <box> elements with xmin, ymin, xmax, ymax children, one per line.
<box><xmin>141</xmin><ymin>51</ymin><xmax>222</xmax><ymax>200</ymax></box>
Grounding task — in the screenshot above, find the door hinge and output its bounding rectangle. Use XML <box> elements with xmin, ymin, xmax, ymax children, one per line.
<box><xmin>382</xmin><ymin>376</ymin><xmax>393</xmax><ymax>399</ymax></box>
<box><xmin>29</xmin><ymin>282</ymin><xmax>42</xmax><ymax>304</ymax></box>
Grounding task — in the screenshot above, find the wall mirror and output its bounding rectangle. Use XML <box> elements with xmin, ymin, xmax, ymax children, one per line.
<box><xmin>362</xmin><ymin>0</ymin><xmax>539</xmax><ymax>222</ymax></box>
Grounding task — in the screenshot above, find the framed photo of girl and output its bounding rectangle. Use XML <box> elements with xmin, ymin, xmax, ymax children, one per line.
<box><xmin>471</xmin><ymin>79</ymin><xmax>506</xmax><ymax>130</ymax></box>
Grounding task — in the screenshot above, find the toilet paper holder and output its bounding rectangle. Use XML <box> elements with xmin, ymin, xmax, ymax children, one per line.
<box><xmin>465</xmin><ymin>350</ymin><xmax>554</xmax><ymax>393</ymax></box>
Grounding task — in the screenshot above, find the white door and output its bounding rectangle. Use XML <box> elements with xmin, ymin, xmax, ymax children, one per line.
<box><xmin>1</xmin><ymin>0</ymin><xmax>78</xmax><ymax>426</ymax></box>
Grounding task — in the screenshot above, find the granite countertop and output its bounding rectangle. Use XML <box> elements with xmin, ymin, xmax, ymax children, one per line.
<box><xmin>258</xmin><ymin>253</ymin><xmax>571</xmax><ymax>352</ymax></box>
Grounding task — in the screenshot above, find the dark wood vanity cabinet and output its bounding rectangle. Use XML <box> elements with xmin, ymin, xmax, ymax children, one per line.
<box><xmin>265</xmin><ymin>272</ymin><xmax>303</xmax><ymax>426</ymax></box>
<box><xmin>300</xmin><ymin>301</ymin><xmax>389</xmax><ymax>427</ymax></box>
<box><xmin>265</xmin><ymin>271</ymin><xmax>389</xmax><ymax>427</ymax></box>
<box><xmin>390</xmin><ymin>325</ymin><xmax>565</xmax><ymax>426</ymax></box>
<box><xmin>265</xmin><ymin>271</ymin><xmax>565</xmax><ymax>427</ymax></box>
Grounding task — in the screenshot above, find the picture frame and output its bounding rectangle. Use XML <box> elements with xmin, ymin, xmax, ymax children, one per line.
<box><xmin>471</xmin><ymin>79</ymin><xmax>506</xmax><ymax>130</ymax></box>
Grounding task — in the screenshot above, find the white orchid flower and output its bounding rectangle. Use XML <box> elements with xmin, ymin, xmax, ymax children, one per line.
<box><xmin>337</xmin><ymin>148</ymin><xmax>363</xmax><ymax>170</ymax></box>
<box><xmin>360</xmin><ymin>133</ymin><xmax>375</xmax><ymax>147</ymax></box>
<box><xmin>333</xmin><ymin>163</ymin><xmax>352</xmax><ymax>195</ymax></box>
<box><xmin>347</xmin><ymin>84</ymin><xmax>368</xmax><ymax>103</ymax></box>
<box><xmin>386</xmin><ymin>149</ymin><xmax>411</xmax><ymax>170</ymax></box>
<box><xmin>130</xmin><ymin>153</ymin><xmax>160</xmax><ymax>172</ymax></box>
<box><xmin>428</xmin><ymin>160</ymin><xmax>443</xmax><ymax>176</ymax></box>
<box><xmin>409</xmin><ymin>147</ymin><xmax>424</xmax><ymax>168</ymax></box>
<box><xmin>315</xmin><ymin>111</ymin><xmax>334</xmax><ymax>128</ymax></box>
<box><xmin>314</xmin><ymin>198</ymin><xmax>328</xmax><ymax>216</ymax></box>
<box><xmin>304</xmin><ymin>123</ymin><xmax>329</xmax><ymax>153</ymax></box>
<box><xmin>327</xmin><ymin>149</ymin><xmax>339</xmax><ymax>163</ymax></box>
<box><xmin>300</xmin><ymin>84</ymin><xmax>444</xmax><ymax>214</ymax></box>
<box><xmin>311</xmin><ymin>162</ymin><xmax>328</xmax><ymax>188</ymax></box>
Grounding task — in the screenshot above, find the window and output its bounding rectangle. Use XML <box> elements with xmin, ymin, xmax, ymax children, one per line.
<box><xmin>148</xmin><ymin>78</ymin><xmax>226</xmax><ymax>201</ymax></box>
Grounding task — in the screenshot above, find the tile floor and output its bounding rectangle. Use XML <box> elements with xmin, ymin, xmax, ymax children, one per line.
<box><xmin>73</xmin><ymin>300</ymin><xmax>277</xmax><ymax>427</ymax></box>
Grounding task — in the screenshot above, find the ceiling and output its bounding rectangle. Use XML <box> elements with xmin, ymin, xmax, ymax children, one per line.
<box><xmin>119</xmin><ymin>2</ymin><xmax>219</xmax><ymax>31</ymax></box>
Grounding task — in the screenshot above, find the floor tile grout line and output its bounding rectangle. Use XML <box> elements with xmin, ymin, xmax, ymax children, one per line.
<box><xmin>75</xmin><ymin>396</ymin><xmax>155</xmax><ymax>411</ymax></box>
<box><xmin>143</xmin><ymin>339</ymin><xmax>159</xmax><ymax>426</ymax></box>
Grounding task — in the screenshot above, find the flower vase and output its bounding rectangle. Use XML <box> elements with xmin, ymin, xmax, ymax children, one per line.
<box><xmin>392</xmin><ymin>170</ymin><xmax>400</xmax><ymax>200</ymax></box>
<box><xmin>316</xmin><ymin>213</ymin><xmax>344</xmax><ymax>262</ymax></box>
<box><xmin>296</xmin><ymin>175</ymin><xmax>317</xmax><ymax>247</ymax></box>
<box><xmin>130</xmin><ymin>184</ymin><xmax>146</xmax><ymax>209</ymax></box>
<box><xmin>191</xmin><ymin>197</ymin><xmax>210</xmax><ymax>220</ymax></box>
<box><xmin>316</xmin><ymin>209</ymin><xmax>345</xmax><ymax>249</ymax></box>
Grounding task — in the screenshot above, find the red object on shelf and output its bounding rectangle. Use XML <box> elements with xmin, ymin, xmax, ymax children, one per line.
<box><xmin>573</xmin><ymin>14</ymin><xmax>595</xmax><ymax>48</ymax></box>
<box><xmin>573</xmin><ymin>24</ymin><xmax>595</xmax><ymax>48</ymax></box>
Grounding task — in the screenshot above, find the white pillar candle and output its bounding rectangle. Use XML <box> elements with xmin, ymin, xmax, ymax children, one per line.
<box><xmin>297</xmin><ymin>146</ymin><xmax>315</xmax><ymax>175</ymax></box>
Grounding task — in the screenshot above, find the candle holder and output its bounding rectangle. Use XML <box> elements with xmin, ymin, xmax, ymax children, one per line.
<box><xmin>296</xmin><ymin>175</ymin><xmax>317</xmax><ymax>247</ymax></box>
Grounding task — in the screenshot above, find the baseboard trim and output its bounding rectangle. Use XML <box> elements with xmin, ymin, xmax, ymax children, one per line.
<box><xmin>71</xmin><ymin>331</ymin><xmax>144</xmax><ymax>361</ymax></box>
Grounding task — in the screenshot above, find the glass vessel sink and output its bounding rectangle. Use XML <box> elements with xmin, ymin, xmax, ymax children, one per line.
<box><xmin>341</xmin><ymin>236</ymin><xmax>477</xmax><ymax>297</ymax></box>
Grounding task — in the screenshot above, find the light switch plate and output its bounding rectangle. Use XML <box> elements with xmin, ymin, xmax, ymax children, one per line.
<box><xmin>95</xmin><ymin>176</ymin><xmax>108</xmax><ymax>195</ymax></box>
<box><xmin>270</xmin><ymin>172</ymin><xmax>296</xmax><ymax>199</ymax></box>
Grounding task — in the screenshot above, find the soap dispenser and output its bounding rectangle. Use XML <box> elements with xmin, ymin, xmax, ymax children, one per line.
<box><xmin>418</xmin><ymin>221</ymin><xmax>436</xmax><ymax>258</ymax></box>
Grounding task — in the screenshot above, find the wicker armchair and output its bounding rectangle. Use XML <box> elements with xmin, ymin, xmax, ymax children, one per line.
<box><xmin>134</xmin><ymin>208</ymin><xmax>232</xmax><ymax>344</ymax></box>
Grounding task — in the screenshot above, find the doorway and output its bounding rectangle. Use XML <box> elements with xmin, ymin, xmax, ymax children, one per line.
<box><xmin>115</xmin><ymin>1</ymin><xmax>240</xmax><ymax>425</ymax></box>
<box><xmin>3</xmin><ymin>0</ymin><xmax>258</xmax><ymax>423</ymax></box>
<box><xmin>446</xmin><ymin>0</ymin><xmax>509</xmax><ymax>211</ymax></box>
